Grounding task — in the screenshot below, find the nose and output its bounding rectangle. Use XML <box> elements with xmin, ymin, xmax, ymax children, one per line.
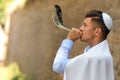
<box><xmin>79</xmin><ymin>26</ymin><xmax>83</xmax><ymax>32</ymax></box>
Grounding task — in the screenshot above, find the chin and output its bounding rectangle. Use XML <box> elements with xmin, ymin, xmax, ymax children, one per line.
<box><xmin>80</xmin><ymin>38</ymin><xmax>84</xmax><ymax>42</ymax></box>
<box><xmin>80</xmin><ymin>38</ymin><xmax>86</xmax><ymax>42</ymax></box>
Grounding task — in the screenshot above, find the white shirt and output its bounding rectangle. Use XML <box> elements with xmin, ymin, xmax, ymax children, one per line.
<box><xmin>53</xmin><ymin>39</ymin><xmax>114</xmax><ymax>80</ymax></box>
<box><xmin>53</xmin><ymin>39</ymin><xmax>73</xmax><ymax>73</ymax></box>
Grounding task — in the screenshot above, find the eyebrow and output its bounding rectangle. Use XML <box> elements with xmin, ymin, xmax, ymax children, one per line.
<box><xmin>83</xmin><ymin>22</ymin><xmax>87</xmax><ymax>26</ymax></box>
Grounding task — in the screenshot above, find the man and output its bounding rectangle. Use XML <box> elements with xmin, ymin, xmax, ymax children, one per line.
<box><xmin>53</xmin><ymin>10</ymin><xmax>114</xmax><ymax>80</ymax></box>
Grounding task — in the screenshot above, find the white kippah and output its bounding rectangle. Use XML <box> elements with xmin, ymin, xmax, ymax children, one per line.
<box><xmin>102</xmin><ymin>13</ymin><xmax>113</xmax><ymax>30</ymax></box>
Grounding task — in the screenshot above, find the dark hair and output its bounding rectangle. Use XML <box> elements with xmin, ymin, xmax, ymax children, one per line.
<box><xmin>85</xmin><ymin>10</ymin><xmax>110</xmax><ymax>39</ymax></box>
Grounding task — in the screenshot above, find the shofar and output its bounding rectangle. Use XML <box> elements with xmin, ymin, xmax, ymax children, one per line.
<box><xmin>52</xmin><ymin>4</ymin><xmax>70</xmax><ymax>31</ymax></box>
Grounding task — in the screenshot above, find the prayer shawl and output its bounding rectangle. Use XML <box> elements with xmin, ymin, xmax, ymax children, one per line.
<box><xmin>64</xmin><ymin>40</ymin><xmax>114</xmax><ymax>80</ymax></box>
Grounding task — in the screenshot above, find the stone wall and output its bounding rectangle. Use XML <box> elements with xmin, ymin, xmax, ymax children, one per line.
<box><xmin>7</xmin><ymin>0</ymin><xmax>120</xmax><ymax>80</ymax></box>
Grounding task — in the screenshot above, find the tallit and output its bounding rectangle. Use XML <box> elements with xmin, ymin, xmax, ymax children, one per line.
<box><xmin>63</xmin><ymin>40</ymin><xmax>114</xmax><ymax>80</ymax></box>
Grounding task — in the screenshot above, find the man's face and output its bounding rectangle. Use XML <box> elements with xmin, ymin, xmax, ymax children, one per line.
<box><xmin>80</xmin><ymin>18</ymin><xmax>97</xmax><ymax>42</ymax></box>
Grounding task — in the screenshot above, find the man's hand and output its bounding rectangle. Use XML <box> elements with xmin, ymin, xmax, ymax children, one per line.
<box><xmin>67</xmin><ymin>28</ymin><xmax>82</xmax><ymax>42</ymax></box>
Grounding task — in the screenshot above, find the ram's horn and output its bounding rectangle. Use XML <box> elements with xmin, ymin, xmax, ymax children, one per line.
<box><xmin>52</xmin><ymin>4</ymin><xmax>70</xmax><ymax>31</ymax></box>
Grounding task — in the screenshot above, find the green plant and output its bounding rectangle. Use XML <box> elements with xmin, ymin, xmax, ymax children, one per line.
<box><xmin>0</xmin><ymin>62</ymin><xmax>29</xmax><ymax>80</ymax></box>
<box><xmin>0</xmin><ymin>0</ymin><xmax>27</xmax><ymax>27</ymax></box>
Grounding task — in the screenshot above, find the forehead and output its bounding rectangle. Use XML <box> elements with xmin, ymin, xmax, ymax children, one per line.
<box><xmin>83</xmin><ymin>18</ymin><xmax>97</xmax><ymax>25</ymax></box>
<box><xmin>83</xmin><ymin>18</ymin><xmax>92</xmax><ymax>23</ymax></box>
<box><xmin>83</xmin><ymin>18</ymin><xmax>98</xmax><ymax>28</ymax></box>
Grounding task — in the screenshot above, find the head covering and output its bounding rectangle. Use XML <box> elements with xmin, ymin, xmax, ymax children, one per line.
<box><xmin>102</xmin><ymin>13</ymin><xmax>113</xmax><ymax>30</ymax></box>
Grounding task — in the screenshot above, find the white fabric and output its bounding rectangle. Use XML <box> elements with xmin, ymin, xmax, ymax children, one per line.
<box><xmin>102</xmin><ymin>13</ymin><xmax>113</xmax><ymax>30</ymax></box>
<box><xmin>53</xmin><ymin>39</ymin><xmax>114</xmax><ymax>80</ymax></box>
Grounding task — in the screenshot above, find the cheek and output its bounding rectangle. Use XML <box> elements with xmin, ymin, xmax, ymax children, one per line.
<box><xmin>83</xmin><ymin>29</ymin><xmax>91</xmax><ymax>36</ymax></box>
<box><xmin>82</xmin><ymin>29</ymin><xmax>95</xmax><ymax>39</ymax></box>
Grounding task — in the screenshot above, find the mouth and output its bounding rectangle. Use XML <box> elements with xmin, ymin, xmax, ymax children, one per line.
<box><xmin>80</xmin><ymin>35</ymin><xmax>82</xmax><ymax>39</ymax></box>
<box><xmin>80</xmin><ymin>32</ymin><xmax>83</xmax><ymax>39</ymax></box>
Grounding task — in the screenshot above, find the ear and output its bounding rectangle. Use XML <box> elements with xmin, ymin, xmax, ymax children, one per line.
<box><xmin>95</xmin><ymin>27</ymin><xmax>102</xmax><ymax>35</ymax></box>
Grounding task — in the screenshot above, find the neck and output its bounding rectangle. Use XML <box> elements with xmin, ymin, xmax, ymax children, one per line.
<box><xmin>87</xmin><ymin>38</ymin><xmax>105</xmax><ymax>47</ymax></box>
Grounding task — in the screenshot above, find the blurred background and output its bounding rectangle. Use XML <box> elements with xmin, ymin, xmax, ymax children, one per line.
<box><xmin>0</xmin><ymin>0</ymin><xmax>120</xmax><ymax>80</ymax></box>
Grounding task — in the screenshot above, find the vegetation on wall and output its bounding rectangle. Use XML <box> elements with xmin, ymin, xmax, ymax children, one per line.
<box><xmin>0</xmin><ymin>0</ymin><xmax>27</xmax><ymax>28</ymax></box>
<box><xmin>0</xmin><ymin>62</ymin><xmax>30</xmax><ymax>80</ymax></box>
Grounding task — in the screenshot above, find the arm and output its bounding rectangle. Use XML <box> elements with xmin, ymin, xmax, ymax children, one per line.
<box><xmin>53</xmin><ymin>39</ymin><xmax>74</xmax><ymax>74</ymax></box>
<box><xmin>53</xmin><ymin>28</ymin><xmax>81</xmax><ymax>74</ymax></box>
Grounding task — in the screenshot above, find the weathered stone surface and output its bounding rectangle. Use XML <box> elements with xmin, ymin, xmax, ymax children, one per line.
<box><xmin>7</xmin><ymin>0</ymin><xmax>120</xmax><ymax>80</ymax></box>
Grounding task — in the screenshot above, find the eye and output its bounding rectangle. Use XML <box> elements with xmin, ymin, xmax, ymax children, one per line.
<box><xmin>83</xmin><ymin>23</ymin><xmax>87</xmax><ymax>27</ymax></box>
